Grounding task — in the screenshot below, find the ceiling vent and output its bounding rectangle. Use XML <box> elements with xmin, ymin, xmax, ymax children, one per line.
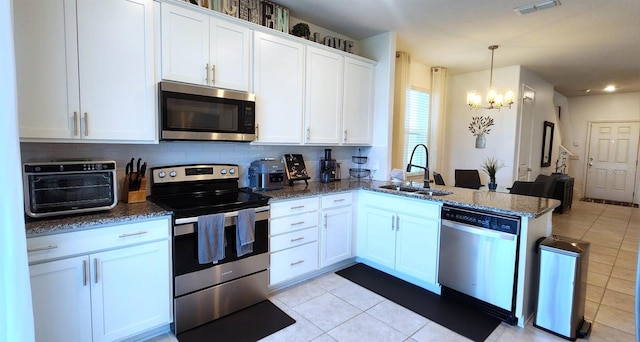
<box><xmin>514</xmin><ymin>0</ymin><xmax>561</xmax><ymax>15</ymax></box>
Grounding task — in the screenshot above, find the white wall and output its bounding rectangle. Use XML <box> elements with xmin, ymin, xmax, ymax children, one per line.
<box><xmin>1</xmin><ymin>0</ymin><xmax>35</xmax><ymax>339</ymax></box>
<box><xmin>444</xmin><ymin>65</ymin><xmax>520</xmax><ymax>187</ymax></box>
<box><xmin>410</xmin><ymin>61</ymin><xmax>431</xmax><ymax>91</ymax></box>
<box><xmin>519</xmin><ymin>67</ymin><xmax>563</xmax><ymax>178</ymax></box>
<box><xmin>359</xmin><ymin>31</ymin><xmax>397</xmax><ymax>181</ymax></box>
<box><xmin>564</xmin><ymin>92</ymin><xmax>640</xmax><ymax>203</ymax></box>
<box><xmin>443</xmin><ymin>65</ymin><xmax>562</xmax><ymax>188</ymax></box>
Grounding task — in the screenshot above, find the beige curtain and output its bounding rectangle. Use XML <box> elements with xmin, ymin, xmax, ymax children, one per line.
<box><xmin>429</xmin><ymin>67</ymin><xmax>447</xmax><ymax>174</ymax></box>
<box><xmin>392</xmin><ymin>51</ymin><xmax>410</xmax><ymax>170</ymax></box>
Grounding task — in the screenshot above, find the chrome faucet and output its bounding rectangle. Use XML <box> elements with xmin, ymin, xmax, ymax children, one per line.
<box><xmin>406</xmin><ymin>144</ymin><xmax>430</xmax><ymax>189</ymax></box>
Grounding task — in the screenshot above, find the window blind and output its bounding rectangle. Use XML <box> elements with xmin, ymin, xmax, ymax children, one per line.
<box><xmin>403</xmin><ymin>89</ymin><xmax>430</xmax><ymax>171</ymax></box>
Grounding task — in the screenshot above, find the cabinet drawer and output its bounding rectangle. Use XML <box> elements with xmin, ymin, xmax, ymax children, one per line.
<box><xmin>270</xmin><ymin>211</ymin><xmax>318</xmax><ymax>235</ymax></box>
<box><xmin>270</xmin><ymin>197</ymin><xmax>319</xmax><ymax>218</ymax></box>
<box><xmin>270</xmin><ymin>242</ymin><xmax>318</xmax><ymax>285</ymax></box>
<box><xmin>321</xmin><ymin>192</ymin><xmax>353</xmax><ymax>209</ymax></box>
<box><xmin>270</xmin><ymin>227</ymin><xmax>318</xmax><ymax>253</ymax></box>
<box><xmin>27</xmin><ymin>217</ymin><xmax>171</xmax><ymax>264</ymax></box>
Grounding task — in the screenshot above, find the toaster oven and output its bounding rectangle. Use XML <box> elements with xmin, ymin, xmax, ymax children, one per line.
<box><xmin>23</xmin><ymin>161</ymin><xmax>118</xmax><ymax>218</ymax></box>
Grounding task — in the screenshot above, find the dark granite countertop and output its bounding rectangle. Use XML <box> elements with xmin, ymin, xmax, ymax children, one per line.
<box><xmin>26</xmin><ymin>179</ymin><xmax>559</xmax><ymax>238</ymax></box>
<box><xmin>25</xmin><ymin>201</ymin><xmax>172</xmax><ymax>238</ymax></box>
<box><xmin>255</xmin><ymin>179</ymin><xmax>560</xmax><ymax>219</ymax></box>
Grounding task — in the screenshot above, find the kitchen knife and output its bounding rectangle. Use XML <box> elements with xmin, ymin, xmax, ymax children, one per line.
<box><xmin>128</xmin><ymin>158</ymin><xmax>135</xmax><ymax>190</ymax></box>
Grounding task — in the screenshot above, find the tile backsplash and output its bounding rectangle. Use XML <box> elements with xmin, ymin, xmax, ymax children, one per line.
<box><xmin>20</xmin><ymin>142</ymin><xmax>376</xmax><ymax>190</ymax></box>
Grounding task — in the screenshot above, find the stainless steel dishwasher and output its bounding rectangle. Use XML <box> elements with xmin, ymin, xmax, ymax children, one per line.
<box><xmin>438</xmin><ymin>205</ymin><xmax>520</xmax><ymax>324</ymax></box>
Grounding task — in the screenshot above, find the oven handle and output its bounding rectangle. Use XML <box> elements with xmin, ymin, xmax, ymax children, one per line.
<box><xmin>174</xmin><ymin>206</ymin><xmax>270</xmax><ymax>236</ymax></box>
<box><xmin>442</xmin><ymin>219</ymin><xmax>516</xmax><ymax>241</ymax></box>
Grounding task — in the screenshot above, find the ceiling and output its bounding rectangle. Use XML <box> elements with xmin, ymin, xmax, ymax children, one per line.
<box><xmin>275</xmin><ymin>0</ymin><xmax>640</xmax><ymax>98</ymax></box>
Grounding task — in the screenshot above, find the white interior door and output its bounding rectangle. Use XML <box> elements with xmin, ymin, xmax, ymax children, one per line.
<box><xmin>585</xmin><ymin>121</ymin><xmax>640</xmax><ymax>203</ymax></box>
<box><xmin>517</xmin><ymin>87</ymin><xmax>535</xmax><ymax>181</ymax></box>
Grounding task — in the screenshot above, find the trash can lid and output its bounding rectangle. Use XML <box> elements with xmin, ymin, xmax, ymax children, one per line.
<box><xmin>539</xmin><ymin>235</ymin><xmax>590</xmax><ymax>255</ymax></box>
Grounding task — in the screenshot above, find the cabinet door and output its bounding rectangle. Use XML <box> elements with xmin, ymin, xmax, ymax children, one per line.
<box><xmin>14</xmin><ymin>0</ymin><xmax>80</xmax><ymax>139</ymax></box>
<box><xmin>304</xmin><ymin>47</ymin><xmax>343</xmax><ymax>144</ymax></box>
<box><xmin>91</xmin><ymin>240</ymin><xmax>171</xmax><ymax>342</ymax></box>
<box><xmin>343</xmin><ymin>57</ymin><xmax>374</xmax><ymax>145</ymax></box>
<box><xmin>161</xmin><ymin>3</ymin><xmax>210</xmax><ymax>85</ymax></box>
<box><xmin>395</xmin><ymin>214</ymin><xmax>439</xmax><ymax>284</ymax></box>
<box><xmin>320</xmin><ymin>206</ymin><xmax>352</xmax><ymax>267</ymax></box>
<box><xmin>77</xmin><ymin>0</ymin><xmax>156</xmax><ymax>141</ymax></box>
<box><xmin>210</xmin><ymin>19</ymin><xmax>250</xmax><ymax>91</ymax></box>
<box><xmin>30</xmin><ymin>256</ymin><xmax>92</xmax><ymax>342</ymax></box>
<box><xmin>359</xmin><ymin>206</ymin><xmax>396</xmax><ymax>269</ymax></box>
<box><xmin>253</xmin><ymin>31</ymin><xmax>304</xmax><ymax>144</ymax></box>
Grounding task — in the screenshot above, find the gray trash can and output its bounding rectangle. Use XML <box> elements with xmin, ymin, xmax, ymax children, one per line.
<box><xmin>534</xmin><ymin>235</ymin><xmax>591</xmax><ymax>340</ymax></box>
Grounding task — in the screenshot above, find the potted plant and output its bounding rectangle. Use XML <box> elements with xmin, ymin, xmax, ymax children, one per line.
<box><xmin>468</xmin><ymin>116</ymin><xmax>494</xmax><ymax>149</ymax></box>
<box><xmin>481</xmin><ymin>156</ymin><xmax>504</xmax><ymax>191</ymax></box>
<box><xmin>291</xmin><ymin>23</ymin><xmax>311</xmax><ymax>39</ymax></box>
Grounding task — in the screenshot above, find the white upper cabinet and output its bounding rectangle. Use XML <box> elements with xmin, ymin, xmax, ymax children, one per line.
<box><xmin>14</xmin><ymin>0</ymin><xmax>156</xmax><ymax>143</ymax></box>
<box><xmin>253</xmin><ymin>31</ymin><xmax>305</xmax><ymax>144</ymax></box>
<box><xmin>304</xmin><ymin>47</ymin><xmax>343</xmax><ymax>144</ymax></box>
<box><xmin>161</xmin><ymin>2</ymin><xmax>250</xmax><ymax>91</ymax></box>
<box><xmin>343</xmin><ymin>57</ymin><xmax>375</xmax><ymax>145</ymax></box>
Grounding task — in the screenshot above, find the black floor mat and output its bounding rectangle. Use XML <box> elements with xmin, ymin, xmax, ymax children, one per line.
<box><xmin>177</xmin><ymin>300</ymin><xmax>295</xmax><ymax>342</ymax></box>
<box><xmin>336</xmin><ymin>263</ymin><xmax>501</xmax><ymax>342</ymax></box>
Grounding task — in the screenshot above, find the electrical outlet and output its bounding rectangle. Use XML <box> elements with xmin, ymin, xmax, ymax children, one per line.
<box><xmin>573</xmin><ymin>140</ymin><xmax>580</xmax><ymax>147</ymax></box>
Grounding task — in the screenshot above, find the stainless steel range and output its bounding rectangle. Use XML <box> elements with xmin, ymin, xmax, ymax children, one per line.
<box><xmin>148</xmin><ymin>164</ymin><xmax>271</xmax><ymax>334</ymax></box>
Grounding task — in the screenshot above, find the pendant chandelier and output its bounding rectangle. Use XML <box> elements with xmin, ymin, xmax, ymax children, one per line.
<box><xmin>467</xmin><ymin>45</ymin><xmax>515</xmax><ymax>110</ymax></box>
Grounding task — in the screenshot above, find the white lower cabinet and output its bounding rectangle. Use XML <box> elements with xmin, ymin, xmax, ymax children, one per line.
<box><xmin>269</xmin><ymin>197</ymin><xmax>319</xmax><ymax>286</ymax></box>
<box><xmin>320</xmin><ymin>192</ymin><xmax>353</xmax><ymax>267</ymax></box>
<box><xmin>28</xmin><ymin>218</ymin><xmax>172</xmax><ymax>342</ymax></box>
<box><xmin>357</xmin><ymin>192</ymin><xmax>441</xmax><ymax>290</ymax></box>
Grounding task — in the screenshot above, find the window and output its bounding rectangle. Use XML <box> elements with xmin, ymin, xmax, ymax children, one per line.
<box><xmin>403</xmin><ymin>88</ymin><xmax>430</xmax><ymax>173</ymax></box>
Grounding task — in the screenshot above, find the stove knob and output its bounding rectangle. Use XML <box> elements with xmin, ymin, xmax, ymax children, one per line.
<box><xmin>220</xmin><ymin>169</ymin><xmax>227</xmax><ymax>175</ymax></box>
<box><xmin>169</xmin><ymin>170</ymin><xmax>177</xmax><ymax>177</ymax></box>
<box><xmin>158</xmin><ymin>171</ymin><xmax>166</xmax><ymax>178</ymax></box>
<box><xmin>229</xmin><ymin>168</ymin><xmax>236</xmax><ymax>175</ymax></box>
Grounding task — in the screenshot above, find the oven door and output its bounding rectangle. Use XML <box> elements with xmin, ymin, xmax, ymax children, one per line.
<box><xmin>173</xmin><ymin>207</ymin><xmax>269</xmax><ymax>297</ymax></box>
<box><xmin>159</xmin><ymin>81</ymin><xmax>255</xmax><ymax>142</ymax></box>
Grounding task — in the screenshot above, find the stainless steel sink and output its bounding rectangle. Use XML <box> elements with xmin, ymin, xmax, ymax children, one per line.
<box><xmin>378</xmin><ymin>185</ymin><xmax>453</xmax><ymax>196</ymax></box>
<box><xmin>378</xmin><ymin>185</ymin><xmax>419</xmax><ymax>192</ymax></box>
<box><xmin>416</xmin><ymin>190</ymin><xmax>453</xmax><ymax>196</ymax></box>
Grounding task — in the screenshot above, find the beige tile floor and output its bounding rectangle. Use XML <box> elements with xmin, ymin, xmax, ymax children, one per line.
<box><xmin>149</xmin><ymin>200</ymin><xmax>639</xmax><ymax>342</ymax></box>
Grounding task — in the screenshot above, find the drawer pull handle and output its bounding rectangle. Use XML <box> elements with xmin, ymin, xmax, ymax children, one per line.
<box><xmin>290</xmin><ymin>260</ymin><xmax>305</xmax><ymax>266</ymax></box>
<box><xmin>290</xmin><ymin>237</ymin><xmax>305</xmax><ymax>242</ymax></box>
<box><xmin>221</xmin><ymin>270</ymin><xmax>233</xmax><ymax>276</ymax></box>
<box><xmin>291</xmin><ymin>205</ymin><xmax>305</xmax><ymax>209</ymax></box>
<box><xmin>119</xmin><ymin>231</ymin><xmax>148</xmax><ymax>238</ymax></box>
<box><xmin>27</xmin><ymin>245</ymin><xmax>58</xmax><ymax>252</ymax></box>
<box><xmin>290</xmin><ymin>221</ymin><xmax>305</xmax><ymax>226</ymax></box>
<box><xmin>333</xmin><ymin>198</ymin><xmax>346</xmax><ymax>202</ymax></box>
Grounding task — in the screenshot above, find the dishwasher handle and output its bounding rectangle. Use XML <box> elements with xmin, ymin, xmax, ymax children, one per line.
<box><xmin>442</xmin><ymin>219</ymin><xmax>516</xmax><ymax>241</ymax></box>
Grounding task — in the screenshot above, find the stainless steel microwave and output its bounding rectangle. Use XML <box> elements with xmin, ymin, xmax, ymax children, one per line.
<box><xmin>159</xmin><ymin>81</ymin><xmax>256</xmax><ymax>142</ymax></box>
<box><xmin>23</xmin><ymin>161</ymin><xmax>117</xmax><ymax>218</ymax></box>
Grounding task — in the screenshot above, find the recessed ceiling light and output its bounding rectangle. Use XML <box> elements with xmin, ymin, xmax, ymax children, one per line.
<box><xmin>604</xmin><ymin>85</ymin><xmax>616</xmax><ymax>92</ymax></box>
<box><xmin>514</xmin><ymin>0</ymin><xmax>561</xmax><ymax>15</ymax></box>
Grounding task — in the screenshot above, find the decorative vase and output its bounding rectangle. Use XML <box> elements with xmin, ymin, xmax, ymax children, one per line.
<box><xmin>475</xmin><ymin>133</ymin><xmax>486</xmax><ymax>149</ymax></box>
<box><xmin>489</xmin><ymin>179</ymin><xmax>498</xmax><ymax>191</ymax></box>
